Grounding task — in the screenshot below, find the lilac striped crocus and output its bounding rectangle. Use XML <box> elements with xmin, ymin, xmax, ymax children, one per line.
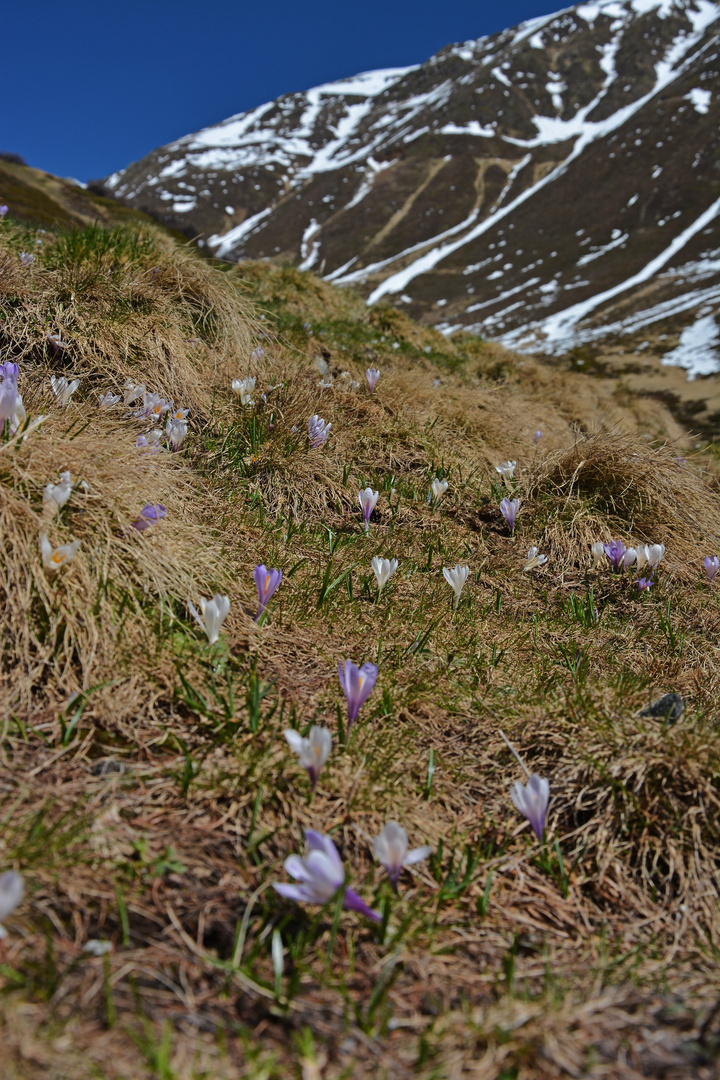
<box><xmin>510</xmin><ymin>774</ymin><xmax>549</xmax><ymax>841</ymax></box>
<box><xmin>499</xmin><ymin>497</ymin><xmax>519</xmax><ymax>534</ymax></box>
<box><xmin>366</xmin><ymin>367</ymin><xmax>381</xmax><ymax>394</ymax></box>
<box><xmin>254</xmin><ymin>564</ymin><xmax>282</xmax><ymax>621</ymax></box>
<box><xmin>308</xmin><ymin>414</ymin><xmax>331</xmax><ymax>449</ymax></box>
<box><xmin>373</xmin><ymin>822</ymin><xmax>432</xmax><ymax>890</ymax></box>
<box><xmin>358</xmin><ymin>487</ymin><xmax>379</xmax><ymax>534</ymax></box>
<box><xmin>274</xmin><ymin>830</ymin><xmax>380</xmax><ymax>922</ymax></box>
<box><xmin>704</xmin><ymin>555</ymin><xmax>719</xmax><ymax>582</ymax></box>
<box><xmin>338</xmin><ymin>659</ymin><xmax>378</xmax><ymax>726</ymax></box>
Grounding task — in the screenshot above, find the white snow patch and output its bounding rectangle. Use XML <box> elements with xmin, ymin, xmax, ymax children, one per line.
<box><xmin>498</xmin><ymin>194</ymin><xmax>720</xmax><ymax>353</ymax></box>
<box><xmin>577</xmin><ymin>231</ymin><xmax>628</xmax><ymax>265</ymax></box>
<box><xmin>299</xmin><ymin>218</ymin><xmax>322</xmax><ymax>271</ymax></box>
<box><xmin>441</xmin><ymin>121</ymin><xmax>495</xmax><ymax>137</ymax></box>
<box><xmin>687</xmin><ymin>87</ymin><xmax>712</xmax><ymax>113</ymax></box>
<box><xmin>661</xmin><ymin>314</ymin><xmax>720</xmax><ymax>378</ymax></box>
<box><xmin>207</xmin><ymin>206</ymin><xmax>273</xmax><ymax>257</ymax></box>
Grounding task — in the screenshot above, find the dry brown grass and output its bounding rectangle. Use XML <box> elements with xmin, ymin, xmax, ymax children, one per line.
<box><xmin>2</xmin><ymin>236</ymin><xmax>720</xmax><ymax>1079</ymax></box>
<box><xmin>1</xmin><ymin>222</ymin><xmax>261</xmax><ymax>417</ymax></box>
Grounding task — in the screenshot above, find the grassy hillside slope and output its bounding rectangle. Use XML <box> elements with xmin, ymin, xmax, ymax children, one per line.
<box><xmin>1</xmin><ymin>219</ymin><xmax>720</xmax><ymax>1079</ymax></box>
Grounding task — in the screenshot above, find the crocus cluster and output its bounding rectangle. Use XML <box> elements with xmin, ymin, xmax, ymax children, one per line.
<box><xmin>232</xmin><ymin>376</ymin><xmax>256</xmax><ymax>406</ymax></box>
<box><xmin>598</xmin><ymin>540</ymin><xmax>665</xmax><ymax>575</ymax></box>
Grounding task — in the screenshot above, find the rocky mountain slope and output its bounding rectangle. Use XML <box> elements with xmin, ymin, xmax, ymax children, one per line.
<box><xmin>100</xmin><ymin>0</ymin><xmax>720</xmax><ymax>374</ymax></box>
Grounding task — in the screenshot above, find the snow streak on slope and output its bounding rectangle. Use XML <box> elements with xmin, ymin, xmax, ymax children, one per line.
<box><xmin>362</xmin><ymin>0</ymin><xmax>719</xmax><ymax>303</ymax></box>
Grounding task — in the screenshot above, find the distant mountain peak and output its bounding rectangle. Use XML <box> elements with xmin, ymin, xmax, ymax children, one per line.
<box><xmin>102</xmin><ymin>0</ymin><xmax>720</xmax><ymax>375</ymax></box>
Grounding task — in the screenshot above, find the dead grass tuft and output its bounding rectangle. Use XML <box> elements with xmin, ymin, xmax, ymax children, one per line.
<box><xmin>1</xmin><ymin>221</ymin><xmax>261</xmax><ymax>417</ymax></box>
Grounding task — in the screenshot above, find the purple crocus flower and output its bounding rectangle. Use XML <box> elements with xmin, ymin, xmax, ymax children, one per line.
<box><xmin>373</xmin><ymin>822</ymin><xmax>432</xmax><ymax>890</ymax></box>
<box><xmin>358</xmin><ymin>487</ymin><xmax>379</xmax><ymax>534</ymax></box>
<box><xmin>499</xmin><ymin>497</ymin><xmax>519</xmax><ymax>534</ymax></box>
<box><xmin>603</xmin><ymin>539</ymin><xmax>627</xmax><ymax>572</ymax></box>
<box><xmin>0</xmin><ymin>362</ymin><xmax>20</xmax><ymax>427</ymax></box>
<box><xmin>274</xmin><ymin>830</ymin><xmax>380</xmax><ymax>922</ymax></box>
<box><xmin>254</xmin><ymin>564</ymin><xmax>282</xmax><ymax>621</ymax></box>
<box><xmin>637</xmin><ymin>576</ymin><xmax>653</xmax><ymax>592</ymax></box>
<box><xmin>704</xmin><ymin>555</ymin><xmax>719</xmax><ymax>582</ymax></box>
<box><xmin>0</xmin><ymin>206</ymin><xmax>8</xmax><ymax>218</ymax></box>
<box><xmin>131</xmin><ymin>503</ymin><xmax>167</xmax><ymax>531</ymax></box>
<box><xmin>338</xmin><ymin>659</ymin><xmax>378</xmax><ymax>726</ymax></box>
<box><xmin>533</xmin><ymin>430</ymin><xmax>542</xmax><ymax>442</ymax></box>
<box><xmin>510</xmin><ymin>774</ymin><xmax>549</xmax><ymax>841</ymax></box>
<box><xmin>308</xmin><ymin>414</ymin><xmax>331</xmax><ymax>449</ymax></box>
<box><xmin>366</xmin><ymin>367</ymin><xmax>381</xmax><ymax>394</ymax></box>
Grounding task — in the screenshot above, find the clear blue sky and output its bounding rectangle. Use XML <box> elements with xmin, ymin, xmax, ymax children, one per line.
<box><xmin>2</xmin><ymin>0</ymin><xmax>562</xmax><ymax>182</ymax></box>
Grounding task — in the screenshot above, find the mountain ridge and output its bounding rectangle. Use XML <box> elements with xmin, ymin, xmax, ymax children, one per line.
<box><xmin>100</xmin><ymin>0</ymin><xmax>720</xmax><ymax>376</ymax></box>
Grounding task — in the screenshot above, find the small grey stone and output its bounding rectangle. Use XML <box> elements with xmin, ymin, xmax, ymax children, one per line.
<box><xmin>89</xmin><ymin>759</ymin><xmax>128</xmax><ymax>776</ymax></box>
<box><xmin>640</xmin><ymin>693</ymin><xmax>685</xmax><ymax>724</ymax></box>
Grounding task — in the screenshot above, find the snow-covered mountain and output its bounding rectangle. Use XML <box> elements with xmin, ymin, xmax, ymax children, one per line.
<box><xmin>101</xmin><ymin>0</ymin><xmax>720</xmax><ymax>374</ymax></box>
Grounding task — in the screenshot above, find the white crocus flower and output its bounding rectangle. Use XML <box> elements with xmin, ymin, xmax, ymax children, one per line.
<box><xmin>372</xmin><ymin>556</ymin><xmax>398</xmax><ymax>592</ymax></box>
<box><xmin>0</xmin><ymin>871</ymin><xmax>24</xmax><ymax>938</ymax></box>
<box><xmin>622</xmin><ymin>547</ymin><xmax>637</xmax><ymax>570</ymax></box>
<box><xmin>443</xmin><ymin>564</ymin><xmax>470</xmax><ymax>609</ymax></box>
<box><xmin>167</xmin><ymin>419</ymin><xmax>188</xmax><ymax>451</ymax></box>
<box><xmin>635</xmin><ymin>545</ymin><xmax>648</xmax><ymax>572</ymax></box>
<box><xmin>187</xmin><ymin>594</ymin><xmax>230</xmax><ymax>645</ymax></box>
<box><xmin>43</xmin><ymin>471</ymin><xmax>73</xmax><ymax>514</ymax></box>
<box><xmin>99</xmin><ymin>392</ymin><xmax>120</xmax><ymax>408</ymax></box>
<box><xmin>523</xmin><ymin>547</ymin><xmax>548</xmax><ymax>572</ymax></box>
<box><xmin>50</xmin><ymin>375</ymin><xmax>80</xmax><ymax>407</ymax></box>
<box><xmin>284</xmin><ymin>726</ymin><xmax>332</xmax><ymax>789</ymax></box>
<box><xmin>232</xmin><ymin>376</ymin><xmax>256</xmax><ymax>406</ymax></box>
<box><xmin>40</xmin><ymin>533</ymin><xmax>81</xmax><ymax>571</ymax></box>
<box><xmin>591</xmin><ymin>541</ymin><xmax>605</xmax><ymax>563</ymax></box>
<box><xmin>645</xmin><ymin>543</ymin><xmax>666</xmax><ymax>570</ymax></box>
<box><xmin>373</xmin><ymin>822</ymin><xmax>432</xmax><ymax>888</ymax></box>
<box><xmin>496</xmin><ymin>460</ymin><xmax>517</xmax><ymax>481</ymax></box>
<box><xmin>430</xmin><ymin>478</ymin><xmax>449</xmax><ymax>503</ymax></box>
<box><xmin>123</xmin><ymin>381</ymin><xmax>145</xmax><ymax>407</ymax></box>
<box><xmin>9</xmin><ymin>393</ymin><xmax>26</xmax><ymax>435</ymax></box>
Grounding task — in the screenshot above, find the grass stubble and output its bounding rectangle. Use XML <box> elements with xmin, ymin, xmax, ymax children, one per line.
<box><xmin>0</xmin><ymin>224</ymin><xmax>719</xmax><ymax>1078</ymax></box>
